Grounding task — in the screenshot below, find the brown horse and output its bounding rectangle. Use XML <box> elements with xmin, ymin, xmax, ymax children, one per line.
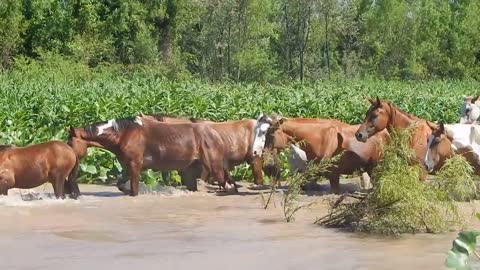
<box><xmin>140</xmin><ymin>114</ymin><xmax>267</xmax><ymax>186</ymax></box>
<box><xmin>68</xmin><ymin>115</ymin><xmax>229</xmax><ymax>196</ymax></box>
<box><xmin>261</xmin><ymin>116</ymin><xmax>388</xmax><ymax>194</ymax></box>
<box><xmin>0</xmin><ymin>141</ymin><xmax>80</xmax><ymax>198</ymax></box>
<box><xmin>355</xmin><ymin>97</ymin><xmax>434</xmax><ymax>178</ymax></box>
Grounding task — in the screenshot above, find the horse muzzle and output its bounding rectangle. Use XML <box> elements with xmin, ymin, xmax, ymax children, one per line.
<box><xmin>355</xmin><ymin>131</ymin><xmax>368</xmax><ymax>142</ymax></box>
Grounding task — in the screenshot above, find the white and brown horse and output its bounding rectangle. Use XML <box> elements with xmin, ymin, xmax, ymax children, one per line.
<box><xmin>425</xmin><ymin>123</ymin><xmax>480</xmax><ymax>174</ymax></box>
<box><xmin>140</xmin><ymin>114</ymin><xmax>270</xmax><ymax>186</ymax></box>
<box><xmin>68</xmin><ymin>115</ymin><xmax>232</xmax><ymax>196</ymax></box>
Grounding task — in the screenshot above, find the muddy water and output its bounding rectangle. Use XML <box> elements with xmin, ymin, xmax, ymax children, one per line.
<box><xmin>0</xmin><ymin>182</ymin><xmax>479</xmax><ymax>270</ymax></box>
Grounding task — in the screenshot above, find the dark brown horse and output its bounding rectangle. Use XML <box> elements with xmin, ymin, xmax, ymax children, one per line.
<box><xmin>261</xmin><ymin>116</ymin><xmax>388</xmax><ymax>194</ymax></box>
<box><xmin>140</xmin><ymin>114</ymin><xmax>268</xmax><ymax>186</ymax></box>
<box><xmin>0</xmin><ymin>141</ymin><xmax>79</xmax><ymax>198</ymax></box>
<box><xmin>68</xmin><ymin>115</ymin><xmax>229</xmax><ymax>196</ymax></box>
<box><xmin>355</xmin><ymin>97</ymin><xmax>435</xmax><ymax>178</ymax></box>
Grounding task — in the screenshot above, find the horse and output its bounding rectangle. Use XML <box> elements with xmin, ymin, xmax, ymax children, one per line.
<box><xmin>260</xmin><ymin>116</ymin><xmax>388</xmax><ymax>194</ymax></box>
<box><xmin>139</xmin><ymin>113</ymin><xmax>269</xmax><ymax>186</ymax></box>
<box><xmin>460</xmin><ymin>96</ymin><xmax>480</xmax><ymax>124</ymax></box>
<box><xmin>68</xmin><ymin>114</ymin><xmax>236</xmax><ymax>196</ymax></box>
<box><xmin>424</xmin><ymin>122</ymin><xmax>480</xmax><ymax>174</ymax></box>
<box><xmin>138</xmin><ymin>113</ymin><xmax>213</xmax><ymax>184</ymax></box>
<box><xmin>0</xmin><ymin>141</ymin><xmax>79</xmax><ymax>199</ymax></box>
<box><xmin>355</xmin><ymin>97</ymin><xmax>435</xmax><ymax>178</ymax></box>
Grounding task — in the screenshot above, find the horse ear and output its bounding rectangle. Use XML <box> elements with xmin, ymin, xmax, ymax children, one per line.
<box><xmin>68</xmin><ymin>126</ymin><xmax>75</xmax><ymax>136</ymax></box>
<box><xmin>375</xmin><ymin>96</ymin><xmax>381</xmax><ymax>105</ymax></box>
<box><xmin>367</xmin><ymin>97</ymin><xmax>374</xmax><ymax>105</ymax></box>
<box><xmin>139</xmin><ymin>112</ymin><xmax>146</xmax><ymax>117</ymax></box>
<box><xmin>472</xmin><ymin>96</ymin><xmax>480</xmax><ymax>104</ymax></box>
<box><xmin>438</xmin><ymin>122</ymin><xmax>445</xmax><ymax>134</ymax></box>
<box><xmin>427</xmin><ymin>121</ymin><xmax>437</xmax><ymax>131</ymax></box>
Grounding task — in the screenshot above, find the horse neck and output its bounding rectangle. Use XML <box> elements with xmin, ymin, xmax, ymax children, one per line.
<box><xmin>386</xmin><ymin>104</ymin><xmax>421</xmax><ymax>131</ymax></box>
<box><xmin>80</xmin><ymin>130</ymin><xmax>123</xmax><ymax>151</ymax></box>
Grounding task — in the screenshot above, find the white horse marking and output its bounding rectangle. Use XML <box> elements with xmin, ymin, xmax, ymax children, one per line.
<box><xmin>97</xmin><ymin>119</ymin><xmax>116</xmax><ymax>135</ymax></box>
<box><xmin>252</xmin><ymin>113</ymin><xmax>272</xmax><ymax>157</ymax></box>
<box><xmin>134</xmin><ymin>116</ymin><xmax>143</xmax><ymax>126</ymax></box>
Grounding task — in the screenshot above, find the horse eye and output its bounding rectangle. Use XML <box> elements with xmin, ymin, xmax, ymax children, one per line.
<box><xmin>466</xmin><ymin>108</ymin><xmax>472</xmax><ymax>113</ymax></box>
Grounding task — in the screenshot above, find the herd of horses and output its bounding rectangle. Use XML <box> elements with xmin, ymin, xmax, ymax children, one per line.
<box><xmin>1</xmin><ymin>96</ymin><xmax>480</xmax><ymax>199</ymax></box>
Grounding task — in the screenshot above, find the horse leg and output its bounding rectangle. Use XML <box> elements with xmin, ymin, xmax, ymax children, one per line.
<box><xmin>127</xmin><ymin>160</ymin><xmax>143</xmax><ymax>196</ymax></box>
<box><xmin>52</xmin><ymin>176</ymin><xmax>66</xmax><ymax>199</ymax></box>
<box><xmin>67</xmin><ymin>157</ymin><xmax>81</xmax><ymax>199</ymax></box>
<box><xmin>179</xmin><ymin>164</ymin><xmax>200</xmax><ymax>192</ymax></box>
<box><xmin>326</xmin><ymin>169</ymin><xmax>341</xmax><ymax>195</ymax></box>
<box><xmin>161</xmin><ymin>171</ymin><xmax>171</xmax><ymax>183</ymax></box>
<box><xmin>224</xmin><ymin>169</ymin><xmax>238</xmax><ymax>193</ymax></box>
<box><xmin>0</xmin><ymin>179</ymin><xmax>9</xmax><ymax>195</ymax></box>
<box><xmin>251</xmin><ymin>156</ymin><xmax>264</xmax><ymax>186</ymax></box>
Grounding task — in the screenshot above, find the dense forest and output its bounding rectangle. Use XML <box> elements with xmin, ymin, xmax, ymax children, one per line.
<box><xmin>0</xmin><ymin>0</ymin><xmax>479</xmax><ymax>81</ymax></box>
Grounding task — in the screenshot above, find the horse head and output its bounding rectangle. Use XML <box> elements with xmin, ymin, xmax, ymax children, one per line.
<box><xmin>424</xmin><ymin>122</ymin><xmax>453</xmax><ymax>172</ymax></box>
<box><xmin>355</xmin><ymin>97</ymin><xmax>391</xmax><ymax>142</ymax></box>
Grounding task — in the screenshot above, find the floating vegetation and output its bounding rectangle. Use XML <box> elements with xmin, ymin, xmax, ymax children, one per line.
<box><xmin>433</xmin><ymin>154</ymin><xmax>477</xmax><ymax>202</ymax></box>
<box><xmin>316</xmin><ymin>126</ymin><xmax>463</xmax><ymax>235</ymax></box>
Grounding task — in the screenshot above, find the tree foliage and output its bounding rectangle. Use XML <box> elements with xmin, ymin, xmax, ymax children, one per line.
<box><xmin>0</xmin><ymin>0</ymin><xmax>479</xmax><ymax>80</ymax></box>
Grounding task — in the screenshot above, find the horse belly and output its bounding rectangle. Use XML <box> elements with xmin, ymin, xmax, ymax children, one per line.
<box><xmin>143</xmin><ymin>145</ymin><xmax>197</xmax><ymax>171</ymax></box>
<box><xmin>13</xmin><ymin>169</ymin><xmax>49</xmax><ymax>189</ymax></box>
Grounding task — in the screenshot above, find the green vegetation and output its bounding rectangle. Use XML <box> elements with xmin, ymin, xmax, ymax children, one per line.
<box><xmin>445</xmin><ymin>213</ymin><xmax>480</xmax><ymax>269</ymax></box>
<box><xmin>434</xmin><ymin>155</ymin><xmax>478</xmax><ymax>202</ymax></box>
<box><xmin>317</xmin><ymin>127</ymin><xmax>463</xmax><ymax>235</ymax></box>
<box><xmin>1</xmin><ymin>0</ymin><xmax>480</xmax><ymax>80</ymax></box>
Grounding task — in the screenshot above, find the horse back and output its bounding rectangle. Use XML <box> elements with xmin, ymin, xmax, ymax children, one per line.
<box><xmin>208</xmin><ymin>119</ymin><xmax>255</xmax><ymax>159</ymax></box>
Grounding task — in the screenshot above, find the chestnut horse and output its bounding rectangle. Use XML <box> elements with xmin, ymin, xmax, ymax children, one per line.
<box><xmin>0</xmin><ymin>141</ymin><xmax>79</xmax><ymax>198</ymax></box>
<box><xmin>261</xmin><ymin>116</ymin><xmax>388</xmax><ymax>194</ymax></box>
<box><xmin>68</xmin><ymin>115</ymin><xmax>229</xmax><ymax>196</ymax></box>
<box><xmin>140</xmin><ymin>114</ymin><xmax>268</xmax><ymax>186</ymax></box>
<box><xmin>425</xmin><ymin>123</ymin><xmax>480</xmax><ymax>174</ymax></box>
<box><xmin>355</xmin><ymin>97</ymin><xmax>435</xmax><ymax>178</ymax></box>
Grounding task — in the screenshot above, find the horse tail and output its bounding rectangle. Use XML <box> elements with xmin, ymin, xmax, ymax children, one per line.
<box><xmin>67</xmin><ymin>155</ymin><xmax>81</xmax><ymax>199</ymax></box>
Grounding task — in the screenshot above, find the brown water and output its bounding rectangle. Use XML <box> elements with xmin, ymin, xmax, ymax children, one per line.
<box><xmin>0</xmin><ymin>181</ymin><xmax>478</xmax><ymax>270</ymax></box>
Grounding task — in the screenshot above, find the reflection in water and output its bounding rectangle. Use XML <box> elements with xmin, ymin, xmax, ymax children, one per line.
<box><xmin>0</xmin><ymin>182</ymin><xmax>478</xmax><ymax>270</ymax></box>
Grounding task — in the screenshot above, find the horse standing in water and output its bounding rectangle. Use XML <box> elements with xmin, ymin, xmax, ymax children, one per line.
<box><xmin>0</xmin><ymin>141</ymin><xmax>79</xmax><ymax>198</ymax></box>
<box><xmin>355</xmin><ymin>97</ymin><xmax>435</xmax><ymax>178</ymax></box>
<box><xmin>140</xmin><ymin>113</ymin><xmax>269</xmax><ymax>186</ymax></box>
<box><xmin>68</xmin><ymin>114</ymin><xmax>235</xmax><ymax>196</ymax></box>
<box><xmin>260</xmin><ymin>116</ymin><xmax>387</xmax><ymax>194</ymax></box>
<box><xmin>424</xmin><ymin>122</ymin><xmax>480</xmax><ymax>174</ymax></box>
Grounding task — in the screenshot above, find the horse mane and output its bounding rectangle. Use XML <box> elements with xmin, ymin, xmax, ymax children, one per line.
<box><xmin>83</xmin><ymin>117</ymin><xmax>139</xmax><ymax>137</ymax></box>
<box><xmin>384</xmin><ymin>101</ymin><xmax>422</xmax><ymax>121</ymax></box>
<box><xmin>147</xmin><ymin>113</ymin><xmax>206</xmax><ymax>123</ymax></box>
<box><xmin>0</xmin><ymin>144</ymin><xmax>15</xmax><ymax>151</ymax></box>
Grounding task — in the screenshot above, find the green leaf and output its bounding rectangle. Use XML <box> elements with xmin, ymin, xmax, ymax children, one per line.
<box><xmin>445</xmin><ymin>230</ymin><xmax>480</xmax><ymax>269</ymax></box>
<box><xmin>80</xmin><ymin>164</ymin><xmax>97</xmax><ymax>175</ymax></box>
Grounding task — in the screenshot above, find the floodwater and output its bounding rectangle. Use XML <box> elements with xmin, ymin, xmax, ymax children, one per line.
<box><xmin>0</xmin><ymin>181</ymin><xmax>479</xmax><ymax>270</ymax></box>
